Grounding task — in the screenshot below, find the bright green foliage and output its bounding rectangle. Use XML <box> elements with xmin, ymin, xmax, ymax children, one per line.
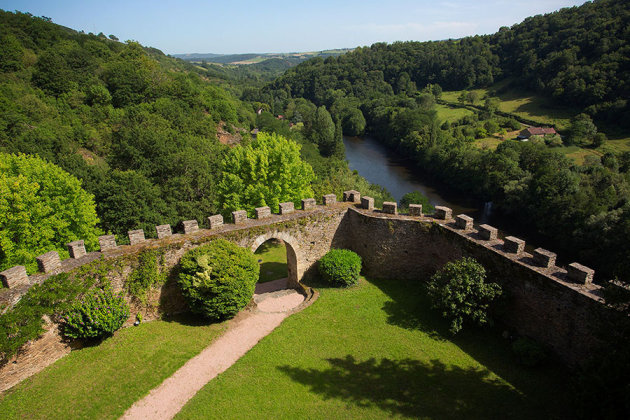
<box><xmin>218</xmin><ymin>132</ymin><xmax>314</xmax><ymax>217</ymax></box>
<box><xmin>512</xmin><ymin>337</ymin><xmax>546</xmax><ymax>367</ymax></box>
<box><xmin>0</xmin><ymin>273</ymin><xmax>95</xmax><ymax>361</ymax></box>
<box><xmin>311</xmin><ymin>106</ymin><xmax>337</xmax><ymax>156</ymax></box>
<box><xmin>0</xmin><ymin>153</ymin><xmax>101</xmax><ymax>273</ymax></box>
<box><xmin>178</xmin><ymin>239</ymin><xmax>259</xmax><ymax>321</ymax></box>
<box><xmin>63</xmin><ymin>285</ymin><xmax>129</xmax><ymax>339</ymax></box>
<box><xmin>427</xmin><ymin>257</ymin><xmax>501</xmax><ymax>334</ymax></box>
<box><xmin>400</xmin><ymin>191</ymin><xmax>435</xmax><ymax>213</ymax></box>
<box><xmin>318</xmin><ymin>249</ymin><xmax>362</xmax><ymax>287</ymax></box>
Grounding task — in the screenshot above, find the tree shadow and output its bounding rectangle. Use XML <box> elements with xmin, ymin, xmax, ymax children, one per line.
<box><xmin>278</xmin><ymin>355</ymin><xmax>531</xmax><ymax>419</ymax></box>
<box><xmin>367</xmin><ymin>276</ymin><xmax>572</xmax><ymax>417</ymax></box>
<box><xmin>258</xmin><ymin>262</ymin><xmax>288</xmax><ymax>283</ymax></box>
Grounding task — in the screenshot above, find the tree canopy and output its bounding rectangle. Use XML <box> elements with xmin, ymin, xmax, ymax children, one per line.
<box><xmin>217</xmin><ymin>132</ymin><xmax>315</xmax><ymax>216</ymax></box>
<box><xmin>0</xmin><ymin>153</ymin><xmax>101</xmax><ymax>273</ymax></box>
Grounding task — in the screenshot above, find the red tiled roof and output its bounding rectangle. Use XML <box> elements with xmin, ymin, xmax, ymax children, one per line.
<box><xmin>521</xmin><ymin>127</ymin><xmax>557</xmax><ymax>137</ymax></box>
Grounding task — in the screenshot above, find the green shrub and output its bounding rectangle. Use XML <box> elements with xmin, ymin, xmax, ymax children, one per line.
<box><xmin>0</xmin><ymin>273</ymin><xmax>95</xmax><ymax>361</ymax></box>
<box><xmin>512</xmin><ymin>337</ymin><xmax>546</xmax><ymax>367</ymax></box>
<box><xmin>126</xmin><ymin>249</ymin><xmax>166</xmax><ymax>302</ymax></box>
<box><xmin>63</xmin><ymin>285</ymin><xmax>129</xmax><ymax>339</ymax></box>
<box><xmin>178</xmin><ymin>239</ymin><xmax>259</xmax><ymax>321</ymax></box>
<box><xmin>427</xmin><ymin>257</ymin><xmax>501</xmax><ymax>334</ymax></box>
<box><xmin>318</xmin><ymin>249</ymin><xmax>362</xmax><ymax>287</ymax></box>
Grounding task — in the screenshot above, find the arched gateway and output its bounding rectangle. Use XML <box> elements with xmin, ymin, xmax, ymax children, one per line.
<box><xmin>249</xmin><ymin>231</ymin><xmax>300</xmax><ymax>287</ymax></box>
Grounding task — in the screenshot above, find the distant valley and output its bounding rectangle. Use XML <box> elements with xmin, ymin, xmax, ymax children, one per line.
<box><xmin>173</xmin><ymin>49</ymin><xmax>352</xmax><ymax>65</ymax></box>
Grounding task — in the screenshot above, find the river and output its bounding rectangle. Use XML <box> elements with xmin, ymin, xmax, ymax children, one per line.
<box><xmin>343</xmin><ymin>135</ymin><xmax>493</xmax><ymax>224</ymax></box>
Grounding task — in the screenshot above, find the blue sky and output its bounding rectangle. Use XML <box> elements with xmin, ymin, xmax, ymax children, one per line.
<box><xmin>0</xmin><ymin>0</ymin><xmax>589</xmax><ymax>54</ymax></box>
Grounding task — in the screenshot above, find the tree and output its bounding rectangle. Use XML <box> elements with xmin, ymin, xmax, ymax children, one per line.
<box><xmin>568</xmin><ymin>113</ymin><xmax>598</xmax><ymax>146</ymax></box>
<box><xmin>217</xmin><ymin>132</ymin><xmax>315</xmax><ymax>217</ymax></box>
<box><xmin>310</xmin><ymin>106</ymin><xmax>337</xmax><ymax>156</ymax></box>
<box><xmin>342</xmin><ymin>108</ymin><xmax>366</xmax><ymax>136</ymax></box>
<box><xmin>0</xmin><ymin>153</ymin><xmax>102</xmax><ymax>273</ymax></box>
<box><xmin>427</xmin><ymin>257</ymin><xmax>501</xmax><ymax>334</ymax></box>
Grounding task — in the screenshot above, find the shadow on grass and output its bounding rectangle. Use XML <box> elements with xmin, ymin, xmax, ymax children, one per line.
<box><xmin>368</xmin><ymin>276</ymin><xmax>572</xmax><ymax>417</ymax></box>
<box><xmin>258</xmin><ymin>262</ymin><xmax>288</xmax><ymax>283</ymax></box>
<box><xmin>161</xmin><ymin>311</ymin><xmax>214</xmax><ymax>327</ymax></box>
<box><xmin>278</xmin><ymin>355</ymin><xmax>525</xmax><ymax>419</ymax></box>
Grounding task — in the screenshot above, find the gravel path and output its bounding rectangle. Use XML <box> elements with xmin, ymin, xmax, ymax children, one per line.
<box><xmin>121</xmin><ymin>284</ymin><xmax>304</xmax><ymax>420</ymax></box>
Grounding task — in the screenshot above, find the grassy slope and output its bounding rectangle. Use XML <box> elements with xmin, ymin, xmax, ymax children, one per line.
<box><xmin>255</xmin><ymin>240</ymin><xmax>288</xmax><ymax>283</ymax></box>
<box><xmin>441</xmin><ymin>85</ymin><xmax>630</xmax><ymax>161</ymax></box>
<box><xmin>176</xmin><ymin>277</ymin><xmax>571</xmax><ymax>420</ymax></box>
<box><xmin>0</xmin><ymin>316</ymin><xmax>227</xmax><ymax>420</ymax></box>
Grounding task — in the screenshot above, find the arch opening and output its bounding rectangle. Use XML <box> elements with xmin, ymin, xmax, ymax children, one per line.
<box><xmin>251</xmin><ymin>232</ymin><xmax>300</xmax><ymax>289</ymax></box>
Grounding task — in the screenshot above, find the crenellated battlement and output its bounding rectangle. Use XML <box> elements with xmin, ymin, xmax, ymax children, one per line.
<box><xmin>0</xmin><ymin>191</ymin><xmax>621</xmax><ymax>372</ymax></box>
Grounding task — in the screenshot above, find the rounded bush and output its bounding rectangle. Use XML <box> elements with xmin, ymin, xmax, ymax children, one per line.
<box><xmin>318</xmin><ymin>249</ymin><xmax>362</xmax><ymax>287</ymax></box>
<box><xmin>178</xmin><ymin>239</ymin><xmax>259</xmax><ymax>321</ymax></box>
<box><xmin>63</xmin><ymin>285</ymin><xmax>129</xmax><ymax>339</ymax></box>
<box><xmin>427</xmin><ymin>257</ymin><xmax>501</xmax><ymax>334</ymax></box>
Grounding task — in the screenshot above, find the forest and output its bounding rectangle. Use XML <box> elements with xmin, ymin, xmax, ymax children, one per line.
<box><xmin>0</xmin><ymin>10</ymin><xmax>389</xmax><ymax>273</ymax></box>
<box><xmin>1</xmin><ymin>0</ymin><xmax>629</xmax><ymax>284</ymax></box>
<box><xmin>256</xmin><ymin>0</ymin><xmax>630</xmax><ymax>283</ymax></box>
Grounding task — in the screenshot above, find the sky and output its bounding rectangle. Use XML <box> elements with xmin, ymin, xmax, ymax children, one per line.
<box><xmin>0</xmin><ymin>0</ymin><xmax>589</xmax><ymax>55</ymax></box>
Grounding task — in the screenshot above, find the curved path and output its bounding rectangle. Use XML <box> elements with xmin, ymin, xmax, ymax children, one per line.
<box><xmin>121</xmin><ymin>279</ymin><xmax>305</xmax><ymax>420</ymax></box>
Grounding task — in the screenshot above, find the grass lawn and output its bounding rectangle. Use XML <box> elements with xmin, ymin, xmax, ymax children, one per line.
<box><xmin>435</xmin><ymin>103</ymin><xmax>474</xmax><ymax>123</ymax></box>
<box><xmin>0</xmin><ymin>315</ymin><xmax>227</xmax><ymax>420</ymax></box>
<box><xmin>255</xmin><ymin>240</ymin><xmax>288</xmax><ymax>283</ymax></box>
<box><xmin>176</xmin><ymin>277</ymin><xmax>572</xmax><ymax>419</ymax></box>
<box><xmin>474</xmin><ymin>137</ymin><xmax>504</xmax><ymax>150</ymax></box>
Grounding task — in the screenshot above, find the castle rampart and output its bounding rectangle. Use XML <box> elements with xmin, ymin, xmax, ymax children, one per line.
<box><xmin>0</xmin><ymin>192</ymin><xmax>625</xmax><ymax>391</ymax></box>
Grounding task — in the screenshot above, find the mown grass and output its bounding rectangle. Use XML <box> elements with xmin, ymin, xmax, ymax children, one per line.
<box><xmin>435</xmin><ymin>103</ymin><xmax>474</xmax><ymax>122</ymax></box>
<box><xmin>255</xmin><ymin>240</ymin><xmax>288</xmax><ymax>283</ymax></box>
<box><xmin>0</xmin><ymin>315</ymin><xmax>227</xmax><ymax>420</ymax></box>
<box><xmin>176</xmin><ymin>277</ymin><xmax>571</xmax><ymax>420</ymax></box>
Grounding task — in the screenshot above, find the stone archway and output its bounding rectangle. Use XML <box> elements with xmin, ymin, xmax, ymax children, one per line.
<box><xmin>250</xmin><ymin>231</ymin><xmax>300</xmax><ymax>288</ymax></box>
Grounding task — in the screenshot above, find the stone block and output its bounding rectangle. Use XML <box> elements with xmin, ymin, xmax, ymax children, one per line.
<box><xmin>36</xmin><ymin>251</ymin><xmax>61</xmax><ymax>273</ymax></box>
<box><xmin>156</xmin><ymin>224</ymin><xmax>172</xmax><ymax>239</ymax></box>
<box><xmin>434</xmin><ymin>206</ymin><xmax>452</xmax><ymax>220</ymax></box>
<box><xmin>478</xmin><ymin>224</ymin><xmax>498</xmax><ymax>241</ymax></box>
<box><xmin>279</xmin><ymin>202</ymin><xmax>294</xmax><ymax>215</ymax></box>
<box><xmin>361</xmin><ymin>196</ymin><xmax>374</xmax><ymax>210</ymax></box>
<box><xmin>182</xmin><ymin>220</ymin><xmax>199</xmax><ymax>234</ymax></box>
<box><xmin>128</xmin><ymin>229</ymin><xmax>145</xmax><ymax>245</ymax></box>
<box><xmin>533</xmin><ymin>248</ymin><xmax>556</xmax><ymax>269</ymax></box>
<box><xmin>323</xmin><ymin>194</ymin><xmax>337</xmax><ymax>206</ymax></box>
<box><xmin>343</xmin><ymin>190</ymin><xmax>361</xmax><ymax>203</ymax></box>
<box><xmin>302</xmin><ymin>198</ymin><xmax>316</xmax><ymax>210</ymax></box>
<box><xmin>408</xmin><ymin>204</ymin><xmax>423</xmax><ymax>217</ymax></box>
<box><xmin>255</xmin><ymin>206</ymin><xmax>271</xmax><ymax>219</ymax></box>
<box><xmin>99</xmin><ymin>235</ymin><xmax>117</xmax><ymax>252</ymax></box>
<box><xmin>456</xmin><ymin>214</ymin><xmax>473</xmax><ymax>230</ymax></box>
<box><xmin>568</xmin><ymin>263</ymin><xmax>595</xmax><ymax>284</ymax></box>
<box><xmin>208</xmin><ymin>214</ymin><xmax>223</xmax><ymax>229</ymax></box>
<box><xmin>382</xmin><ymin>201</ymin><xmax>397</xmax><ymax>215</ymax></box>
<box><xmin>232</xmin><ymin>210</ymin><xmax>247</xmax><ymax>224</ymax></box>
<box><xmin>0</xmin><ymin>266</ymin><xmax>28</xmax><ymax>288</ymax></box>
<box><xmin>504</xmin><ymin>236</ymin><xmax>525</xmax><ymax>254</ymax></box>
<box><xmin>66</xmin><ymin>240</ymin><xmax>86</xmax><ymax>259</ymax></box>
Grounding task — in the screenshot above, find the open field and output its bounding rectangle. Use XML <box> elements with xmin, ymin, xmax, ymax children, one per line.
<box><xmin>176</xmin><ymin>276</ymin><xmax>571</xmax><ymax>419</ymax></box>
<box><xmin>435</xmin><ymin>103</ymin><xmax>475</xmax><ymax>123</ymax></box>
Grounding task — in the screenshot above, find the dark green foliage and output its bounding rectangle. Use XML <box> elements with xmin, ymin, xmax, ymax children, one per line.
<box><xmin>427</xmin><ymin>257</ymin><xmax>501</xmax><ymax>334</ymax></box>
<box><xmin>400</xmin><ymin>191</ymin><xmax>435</xmax><ymax>213</ymax></box>
<box><xmin>126</xmin><ymin>249</ymin><xmax>166</xmax><ymax>302</ymax></box>
<box><xmin>512</xmin><ymin>337</ymin><xmax>546</xmax><ymax>367</ymax></box>
<box><xmin>178</xmin><ymin>239</ymin><xmax>259</xmax><ymax>321</ymax></box>
<box><xmin>318</xmin><ymin>249</ymin><xmax>362</xmax><ymax>287</ymax></box>
<box><xmin>0</xmin><ymin>273</ymin><xmax>95</xmax><ymax>361</ymax></box>
<box><xmin>63</xmin><ymin>285</ymin><xmax>129</xmax><ymax>339</ymax></box>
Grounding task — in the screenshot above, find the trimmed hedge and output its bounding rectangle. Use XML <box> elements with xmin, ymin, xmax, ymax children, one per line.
<box><xmin>318</xmin><ymin>249</ymin><xmax>362</xmax><ymax>287</ymax></box>
<box><xmin>63</xmin><ymin>285</ymin><xmax>129</xmax><ymax>339</ymax></box>
<box><xmin>178</xmin><ymin>239</ymin><xmax>259</xmax><ymax>321</ymax></box>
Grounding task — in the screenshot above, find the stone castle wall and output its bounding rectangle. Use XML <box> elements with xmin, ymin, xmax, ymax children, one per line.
<box><xmin>0</xmin><ymin>192</ymin><xmax>624</xmax><ymax>390</ymax></box>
